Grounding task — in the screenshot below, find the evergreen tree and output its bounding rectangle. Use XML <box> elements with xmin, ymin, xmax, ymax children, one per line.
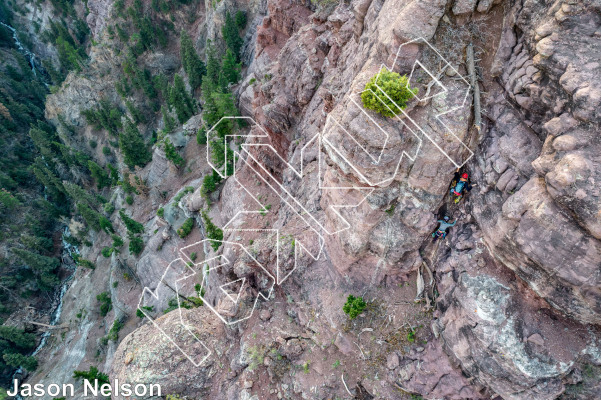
<box><xmin>3</xmin><ymin>353</ymin><xmax>38</xmax><ymax>371</ymax></box>
<box><xmin>128</xmin><ymin>235</ymin><xmax>144</xmax><ymax>255</ymax></box>
<box><xmin>63</xmin><ymin>182</ymin><xmax>99</xmax><ymax>207</ymax></box>
<box><xmin>32</xmin><ymin>158</ymin><xmax>65</xmax><ymax>197</ymax></box>
<box><xmin>161</xmin><ymin>105</ymin><xmax>176</xmax><ymax>133</ymax></box>
<box><xmin>0</xmin><ymin>326</ymin><xmax>36</xmax><ymax>349</ymax></box>
<box><xmin>168</xmin><ymin>74</ymin><xmax>195</xmax><ymax>124</ymax></box>
<box><xmin>212</xmin><ymin>91</ymin><xmax>239</xmax><ymax>138</ymax></box>
<box><xmin>119</xmin><ymin>120</ymin><xmax>152</xmax><ymax>168</ymax></box>
<box><xmin>76</xmin><ymin>203</ymin><xmax>102</xmax><ymax>231</ymax></box>
<box><xmin>222</xmin><ymin>11</ymin><xmax>243</xmax><ymax>60</ymax></box>
<box><xmin>0</xmin><ymin>189</ymin><xmax>20</xmax><ymax>211</ymax></box>
<box><xmin>235</xmin><ymin>11</ymin><xmax>247</xmax><ymax>29</ymax></box>
<box><xmin>201</xmin><ymin>78</ymin><xmax>220</xmax><ymax>128</ymax></box>
<box><xmin>201</xmin><ymin>210</ymin><xmax>223</xmax><ymax>251</ymax></box>
<box><xmin>180</xmin><ymin>31</ymin><xmax>206</xmax><ymax>90</ymax></box>
<box><xmin>125</xmin><ymin>100</ymin><xmax>146</xmax><ymax>124</ymax></box>
<box><xmin>81</xmin><ymin>99</ymin><xmax>123</xmax><ymax>136</ymax></box>
<box><xmin>29</xmin><ymin>124</ymin><xmax>59</xmax><ymax>161</ymax></box>
<box><xmin>220</xmin><ymin>48</ymin><xmax>241</xmax><ymax>86</ymax></box>
<box><xmin>204</xmin><ymin>41</ymin><xmax>221</xmax><ymax>88</ymax></box>
<box><xmin>13</xmin><ymin>248</ymin><xmax>60</xmax><ymax>289</ymax></box>
<box><xmin>163</xmin><ymin>138</ymin><xmax>184</xmax><ymax>167</ymax></box>
<box><xmin>88</xmin><ymin>161</ymin><xmax>111</xmax><ymax>189</ymax></box>
<box><xmin>119</xmin><ymin>210</ymin><xmax>144</xmax><ymax>234</ymax></box>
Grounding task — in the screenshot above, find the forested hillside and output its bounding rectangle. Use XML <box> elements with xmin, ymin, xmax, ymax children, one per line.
<box><xmin>0</xmin><ymin>0</ymin><xmax>248</xmax><ymax>389</ymax></box>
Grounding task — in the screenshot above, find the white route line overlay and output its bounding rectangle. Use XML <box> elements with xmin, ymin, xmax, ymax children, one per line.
<box><xmin>137</xmin><ymin>37</ymin><xmax>475</xmax><ymax>366</ymax></box>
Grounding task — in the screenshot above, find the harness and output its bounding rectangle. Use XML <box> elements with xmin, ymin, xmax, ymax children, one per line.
<box><xmin>453</xmin><ymin>181</ymin><xmax>466</xmax><ymax>196</ymax></box>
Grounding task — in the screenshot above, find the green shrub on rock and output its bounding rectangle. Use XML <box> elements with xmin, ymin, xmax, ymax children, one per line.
<box><xmin>177</xmin><ymin>218</ymin><xmax>194</xmax><ymax>238</ymax></box>
<box><xmin>342</xmin><ymin>295</ymin><xmax>366</xmax><ymax>319</ymax></box>
<box><xmin>361</xmin><ymin>69</ymin><xmax>417</xmax><ymax>118</ymax></box>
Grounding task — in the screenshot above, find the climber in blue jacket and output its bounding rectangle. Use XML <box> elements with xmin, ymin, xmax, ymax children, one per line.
<box><xmin>450</xmin><ymin>170</ymin><xmax>472</xmax><ymax>203</ymax></box>
<box><xmin>432</xmin><ymin>215</ymin><xmax>456</xmax><ymax>241</ymax></box>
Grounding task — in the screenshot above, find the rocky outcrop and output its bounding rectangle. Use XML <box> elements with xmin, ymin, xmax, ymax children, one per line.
<box><xmin>28</xmin><ymin>0</ymin><xmax>601</xmax><ymax>398</ymax></box>
<box><xmin>435</xmin><ymin>223</ymin><xmax>601</xmax><ymax>399</ymax></box>
<box><xmin>471</xmin><ymin>0</ymin><xmax>601</xmax><ymax>326</ymax></box>
<box><xmin>110</xmin><ymin>307</ymin><xmax>226</xmax><ymax>399</ymax></box>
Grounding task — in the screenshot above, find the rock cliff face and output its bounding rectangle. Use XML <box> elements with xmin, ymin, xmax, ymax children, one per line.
<box><xmin>24</xmin><ymin>0</ymin><xmax>601</xmax><ymax>398</ymax></box>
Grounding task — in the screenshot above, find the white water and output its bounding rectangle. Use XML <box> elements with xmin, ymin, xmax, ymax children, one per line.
<box><xmin>0</xmin><ymin>21</ymin><xmax>37</xmax><ymax>75</ymax></box>
<box><xmin>11</xmin><ymin>228</ymin><xmax>79</xmax><ymax>398</ymax></box>
<box><xmin>4</xmin><ymin>20</ymin><xmax>69</xmax><ymax>398</ymax></box>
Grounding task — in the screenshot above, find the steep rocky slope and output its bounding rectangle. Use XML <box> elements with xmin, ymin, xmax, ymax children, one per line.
<box><xmin>15</xmin><ymin>0</ymin><xmax>601</xmax><ymax>399</ymax></box>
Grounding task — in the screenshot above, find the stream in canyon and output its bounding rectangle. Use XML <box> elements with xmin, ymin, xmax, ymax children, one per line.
<box><xmin>0</xmin><ymin>21</ymin><xmax>38</xmax><ymax>75</ymax></box>
<box><xmin>11</xmin><ymin>228</ymin><xmax>79</xmax><ymax>397</ymax></box>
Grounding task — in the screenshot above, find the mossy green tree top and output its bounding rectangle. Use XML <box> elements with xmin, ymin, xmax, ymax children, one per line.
<box><xmin>361</xmin><ymin>69</ymin><xmax>417</xmax><ymax>118</ymax></box>
<box><xmin>343</xmin><ymin>295</ymin><xmax>366</xmax><ymax>319</ymax></box>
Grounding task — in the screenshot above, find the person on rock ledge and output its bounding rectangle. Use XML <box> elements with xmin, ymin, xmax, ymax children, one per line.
<box><xmin>450</xmin><ymin>169</ymin><xmax>472</xmax><ymax>203</ymax></box>
<box><xmin>432</xmin><ymin>215</ymin><xmax>456</xmax><ymax>241</ymax></box>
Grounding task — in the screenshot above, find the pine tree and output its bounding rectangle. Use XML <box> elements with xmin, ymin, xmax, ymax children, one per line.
<box><xmin>163</xmin><ymin>138</ymin><xmax>185</xmax><ymax>167</ymax></box>
<box><xmin>180</xmin><ymin>31</ymin><xmax>206</xmax><ymax>90</ymax></box>
<box><xmin>201</xmin><ymin>210</ymin><xmax>223</xmax><ymax>251</ymax></box>
<box><xmin>3</xmin><ymin>353</ymin><xmax>38</xmax><ymax>371</ymax></box>
<box><xmin>63</xmin><ymin>182</ymin><xmax>99</xmax><ymax>207</ymax></box>
<box><xmin>0</xmin><ymin>326</ymin><xmax>36</xmax><ymax>349</ymax></box>
<box><xmin>222</xmin><ymin>11</ymin><xmax>243</xmax><ymax>60</ymax></box>
<box><xmin>13</xmin><ymin>248</ymin><xmax>60</xmax><ymax>274</ymax></box>
<box><xmin>76</xmin><ymin>203</ymin><xmax>102</xmax><ymax>231</ymax></box>
<box><xmin>161</xmin><ymin>105</ymin><xmax>176</xmax><ymax>133</ymax></box>
<box><xmin>201</xmin><ymin>78</ymin><xmax>220</xmax><ymax>129</ymax></box>
<box><xmin>205</xmin><ymin>41</ymin><xmax>221</xmax><ymax>88</ymax></box>
<box><xmin>212</xmin><ymin>91</ymin><xmax>238</xmax><ymax>138</ymax></box>
<box><xmin>119</xmin><ymin>120</ymin><xmax>152</xmax><ymax>168</ymax></box>
<box><xmin>169</xmin><ymin>74</ymin><xmax>195</xmax><ymax>124</ymax></box>
<box><xmin>221</xmin><ymin>48</ymin><xmax>241</xmax><ymax>86</ymax></box>
<box><xmin>235</xmin><ymin>11</ymin><xmax>247</xmax><ymax>29</ymax></box>
<box><xmin>32</xmin><ymin>159</ymin><xmax>65</xmax><ymax>198</ymax></box>
<box><xmin>13</xmin><ymin>248</ymin><xmax>60</xmax><ymax>289</ymax></box>
<box><xmin>88</xmin><ymin>161</ymin><xmax>111</xmax><ymax>189</ymax></box>
<box><xmin>119</xmin><ymin>210</ymin><xmax>144</xmax><ymax>234</ymax></box>
<box><xmin>125</xmin><ymin>100</ymin><xmax>146</xmax><ymax>124</ymax></box>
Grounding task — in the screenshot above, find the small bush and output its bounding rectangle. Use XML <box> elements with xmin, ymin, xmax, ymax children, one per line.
<box><xmin>78</xmin><ymin>258</ymin><xmax>96</xmax><ymax>270</ymax></box>
<box><xmin>164</xmin><ymin>138</ymin><xmax>185</xmax><ymax>167</ymax></box>
<box><xmin>177</xmin><ymin>218</ymin><xmax>195</xmax><ymax>238</ymax></box>
<box><xmin>126</xmin><ymin>194</ymin><xmax>134</xmax><ymax>205</ymax></box>
<box><xmin>73</xmin><ymin>366</ymin><xmax>109</xmax><ymax>386</ymax></box>
<box><xmin>111</xmin><ymin>234</ymin><xmax>124</xmax><ymax>248</ymax></box>
<box><xmin>202</xmin><ymin>211</ymin><xmax>223</xmax><ymax>251</ymax></box>
<box><xmin>196</xmin><ymin>128</ymin><xmax>207</xmax><ymax>145</ymax></box>
<box><xmin>96</xmin><ymin>292</ymin><xmax>112</xmax><ymax>317</ymax></box>
<box><xmin>104</xmin><ymin>202</ymin><xmax>115</xmax><ymax>214</ymax></box>
<box><xmin>361</xmin><ymin>69</ymin><xmax>417</xmax><ymax>118</ymax></box>
<box><xmin>201</xmin><ymin>174</ymin><xmax>216</xmax><ymax>199</ymax></box>
<box><xmin>107</xmin><ymin>319</ymin><xmax>123</xmax><ymax>342</ymax></box>
<box><xmin>342</xmin><ymin>295</ymin><xmax>366</xmax><ymax>319</ymax></box>
<box><xmin>173</xmin><ymin>186</ymin><xmax>195</xmax><ymax>203</ymax></box>
<box><xmin>101</xmin><ymin>247</ymin><xmax>113</xmax><ymax>258</ymax></box>
<box><xmin>157</xmin><ymin>207</ymin><xmax>164</xmax><ymax>218</ymax></box>
<box><xmin>129</xmin><ymin>236</ymin><xmax>144</xmax><ymax>255</ymax></box>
